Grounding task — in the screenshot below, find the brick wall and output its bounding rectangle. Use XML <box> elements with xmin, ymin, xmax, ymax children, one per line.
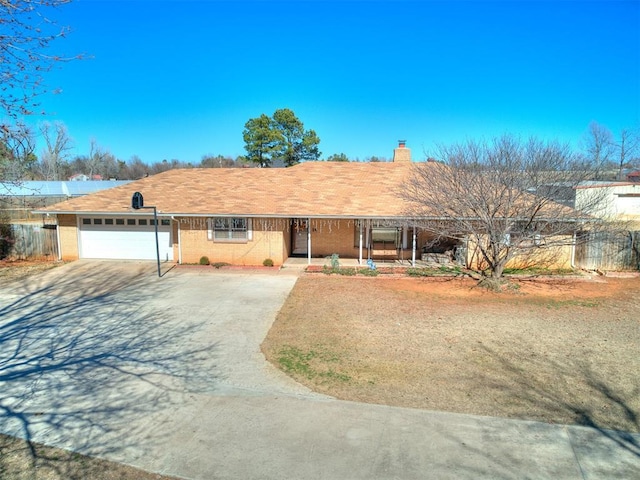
<box><xmin>466</xmin><ymin>235</ymin><xmax>574</xmax><ymax>270</ymax></box>
<box><xmin>177</xmin><ymin>217</ymin><xmax>287</xmax><ymax>265</ymax></box>
<box><xmin>309</xmin><ymin>219</ymin><xmax>360</xmax><ymax>258</ymax></box>
<box><xmin>58</xmin><ymin>214</ymin><xmax>79</xmax><ymax>260</ymax></box>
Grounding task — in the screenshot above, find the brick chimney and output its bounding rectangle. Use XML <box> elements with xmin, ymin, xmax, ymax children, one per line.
<box><xmin>392</xmin><ymin>140</ymin><xmax>411</xmax><ymax>162</ymax></box>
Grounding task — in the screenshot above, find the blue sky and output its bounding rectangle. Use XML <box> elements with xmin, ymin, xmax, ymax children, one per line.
<box><xmin>28</xmin><ymin>0</ymin><xmax>640</xmax><ymax>163</ymax></box>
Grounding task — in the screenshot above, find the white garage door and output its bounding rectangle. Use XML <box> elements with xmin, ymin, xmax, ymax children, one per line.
<box><xmin>79</xmin><ymin>216</ymin><xmax>174</xmax><ymax>261</ymax></box>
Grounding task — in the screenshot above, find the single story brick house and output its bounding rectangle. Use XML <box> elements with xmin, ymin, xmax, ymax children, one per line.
<box><xmin>37</xmin><ymin>143</ymin><xmax>445</xmax><ymax>265</ymax></box>
<box><xmin>35</xmin><ymin>142</ymin><xmax>580</xmax><ymax>268</ymax></box>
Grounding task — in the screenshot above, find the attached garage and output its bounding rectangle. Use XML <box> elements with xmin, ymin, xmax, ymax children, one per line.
<box><xmin>78</xmin><ymin>216</ymin><xmax>174</xmax><ymax>261</ymax></box>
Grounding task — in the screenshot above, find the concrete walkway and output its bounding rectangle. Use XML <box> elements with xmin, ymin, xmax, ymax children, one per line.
<box><xmin>0</xmin><ymin>261</ymin><xmax>638</xmax><ymax>479</ymax></box>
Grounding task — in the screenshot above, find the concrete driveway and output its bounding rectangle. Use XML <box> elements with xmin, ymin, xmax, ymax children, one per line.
<box><xmin>1</xmin><ymin>261</ymin><xmax>638</xmax><ymax>479</ymax></box>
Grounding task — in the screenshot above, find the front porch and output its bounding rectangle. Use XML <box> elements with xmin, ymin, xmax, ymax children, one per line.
<box><xmin>286</xmin><ymin>218</ymin><xmax>431</xmax><ymax>266</ymax></box>
<box><xmin>281</xmin><ymin>256</ymin><xmax>437</xmax><ymax>270</ymax></box>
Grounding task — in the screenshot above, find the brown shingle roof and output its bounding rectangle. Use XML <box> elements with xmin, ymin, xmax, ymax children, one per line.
<box><xmin>39</xmin><ymin>162</ymin><xmax>422</xmax><ymax>218</ymax></box>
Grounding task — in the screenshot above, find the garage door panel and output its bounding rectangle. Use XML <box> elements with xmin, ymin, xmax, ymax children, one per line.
<box><xmin>79</xmin><ymin>218</ymin><xmax>173</xmax><ymax>260</ymax></box>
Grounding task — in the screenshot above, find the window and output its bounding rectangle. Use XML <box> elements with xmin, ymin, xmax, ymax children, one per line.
<box><xmin>512</xmin><ymin>232</ymin><xmax>545</xmax><ymax>248</ymax></box>
<box><xmin>82</xmin><ymin>218</ymin><xmax>91</xmax><ymax>225</ymax></box>
<box><xmin>139</xmin><ymin>219</ymin><xmax>147</xmax><ymax>226</ymax></box>
<box><xmin>116</xmin><ymin>219</ymin><xmax>125</xmax><ymax>225</ymax></box>
<box><xmin>93</xmin><ymin>218</ymin><xmax>102</xmax><ymax>225</ymax></box>
<box><xmin>372</xmin><ymin>227</ymin><xmax>399</xmax><ymax>247</ymax></box>
<box><xmin>209</xmin><ymin>217</ymin><xmax>251</xmax><ymax>241</ymax></box>
<box><xmin>149</xmin><ymin>219</ymin><xmax>157</xmax><ymax>226</ymax></box>
<box><xmin>105</xmin><ymin>218</ymin><xmax>114</xmax><ymax>225</ymax></box>
<box><xmin>161</xmin><ymin>219</ymin><xmax>170</xmax><ymax>226</ymax></box>
<box><xmin>127</xmin><ymin>219</ymin><xmax>136</xmax><ymax>226</ymax></box>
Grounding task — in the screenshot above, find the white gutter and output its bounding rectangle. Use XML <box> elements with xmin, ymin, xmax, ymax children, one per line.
<box><xmin>32</xmin><ymin>210</ymin><xmax>174</xmax><ymax>217</ymax></box>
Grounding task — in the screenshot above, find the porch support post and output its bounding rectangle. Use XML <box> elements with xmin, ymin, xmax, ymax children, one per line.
<box><xmin>358</xmin><ymin>220</ymin><xmax>363</xmax><ymax>264</ymax></box>
<box><xmin>307</xmin><ymin>217</ymin><xmax>311</xmax><ymax>265</ymax></box>
<box><xmin>411</xmin><ymin>224</ymin><xmax>417</xmax><ymax>266</ymax></box>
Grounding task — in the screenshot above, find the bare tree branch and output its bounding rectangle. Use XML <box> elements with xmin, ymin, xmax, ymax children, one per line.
<box><xmin>1</xmin><ymin>0</ymin><xmax>81</xmax><ymax>121</ymax></box>
<box><xmin>402</xmin><ymin>135</ymin><xmax>613</xmax><ymax>283</ymax></box>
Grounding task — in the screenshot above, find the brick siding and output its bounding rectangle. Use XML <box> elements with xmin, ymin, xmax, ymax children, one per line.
<box><xmin>57</xmin><ymin>214</ymin><xmax>79</xmax><ymax>260</ymax></box>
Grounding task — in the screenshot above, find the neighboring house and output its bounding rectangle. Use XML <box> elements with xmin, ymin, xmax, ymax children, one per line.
<box><xmin>69</xmin><ymin>173</ymin><xmax>104</xmax><ymax>181</ymax></box>
<box><xmin>35</xmin><ymin>143</ymin><xmax>580</xmax><ymax>268</ymax></box>
<box><xmin>627</xmin><ymin>170</ymin><xmax>640</xmax><ymax>183</ymax></box>
<box><xmin>575</xmin><ymin>182</ymin><xmax>640</xmax><ymax>228</ymax></box>
<box><xmin>573</xmin><ymin>182</ymin><xmax>640</xmax><ymax>271</ymax></box>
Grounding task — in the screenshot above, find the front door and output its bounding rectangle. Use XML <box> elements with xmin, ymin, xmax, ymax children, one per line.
<box><xmin>291</xmin><ymin>219</ymin><xmax>308</xmax><ymax>256</ymax></box>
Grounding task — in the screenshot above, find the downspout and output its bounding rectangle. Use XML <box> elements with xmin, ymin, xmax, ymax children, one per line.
<box><xmin>173</xmin><ymin>216</ymin><xmax>182</xmax><ymax>264</ymax></box>
<box><xmin>54</xmin><ymin>214</ymin><xmax>62</xmax><ymax>261</ymax></box>
<box><xmin>570</xmin><ymin>231</ymin><xmax>576</xmax><ymax>269</ymax></box>
<box><xmin>307</xmin><ymin>217</ymin><xmax>311</xmax><ymax>265</ymax></box>
<box><xmin>76</xmin><ymin>215</ymin><xmax>82</xmax><ymax>259</ymax></box>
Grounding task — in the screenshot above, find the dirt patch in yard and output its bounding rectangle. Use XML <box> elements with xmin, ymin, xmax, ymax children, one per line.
<box><xmin>0</xmin><ymin>433</ymin><xmax>181</xmax><ymax>480</ymax></box>
<box><xmin>0</xmin><ymin>259</ymin><xmax>60</xmax><ymax>283</ymax></box>
<box><xmin>262</xmin><ymin>274</ymin><xmax>640</xmax><ymax>432</ymax></box>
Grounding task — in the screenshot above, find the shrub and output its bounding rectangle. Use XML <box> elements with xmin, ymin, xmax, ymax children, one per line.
<box><xmin>0</xmin><ymin>212</ymin><xmax>15</xmax><ymax>260</ymax></box>
<box><xmin>358</xmin><ymin>268</ymin><xmax>379</xmax><ymax>277</ymax></box>
<box><xmin>406</xmin><ymin>267</ymin><xmax>433</xmax><ymax>277</ymax></box>
<box><xmin>407</xmin><ymin>265</ymin><xmax>462</xmax><ymax>277</ymax></box>
<box><xmin>263</xmin><ymin>258</ymin><xmax>274</xmax><ymax>267</ymax></box>
<box><xmin>330</xmin><ymin>253</ymin><xmax>340</xmax><ymax>269</ymax></box>
<box><xmin>211</xmin><ymin>261</ymin><xmax>231</xmax><ymax>269</ymax></box>
<box><xmin>199</xmin><ymin>256</ymin><xmax>210</xmax><ymax>265</ymax></box>
<box><xmin>335</xmin><ymin>267</ymin><xmax>356</xmax><ymax>276</ymax></box>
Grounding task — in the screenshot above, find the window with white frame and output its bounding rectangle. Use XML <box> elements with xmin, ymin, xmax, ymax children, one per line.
<box><xmin>209</xmin><ymin>217</ymin><xmax>252</xmax><ymax>241</ymax></box>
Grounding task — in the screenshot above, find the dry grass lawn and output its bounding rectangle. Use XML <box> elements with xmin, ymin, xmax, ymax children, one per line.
<box><xmin>262</xmin><ymin>273</ymin><xmax>640</xmax><ymax>432</ymax></box>
<box><xmin>0</xmin><ymin>434</ymin><xmax>180</xmax><ymax>480</ymax></box>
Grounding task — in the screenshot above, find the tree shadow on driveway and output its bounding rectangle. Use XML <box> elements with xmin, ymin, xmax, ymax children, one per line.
<box><xmin>0</xmin><ymin>262</ymin><xmax>219</xmax><ymax>469</ymax></box>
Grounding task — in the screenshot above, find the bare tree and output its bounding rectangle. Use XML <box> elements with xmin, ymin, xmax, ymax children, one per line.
<box><xmin>402</xmin><ymin>136</ymin><xmax>609</xmax><ymax>287</ymax></box>
<box><xmin>38</xmin><ymin>121</ymin><xmax>72</xmax><ymax>180</ymax></box>
<box><xmin>1</xmin><ymin>0</ymin><xmax>80</xmax><ymax>121</ymax></box>
<box><xmin>582</xmin><ymin>121</ymin><xmax>616</xmax><ymax>174</ymax></box>
<box><xmin>0</xmin><ymin>122</ymin><xmax>36</xmax><ymax>180</ymax></box>
<box><xmin>123</xmin><ymin>155</ymin><xmax>148</xmax><ymax>179</ymax></box>
<box><xmin>1</xmin><ymin>0</ymin><xmax>80</xmax><ymax>184</ymax></box>
<box><xmin>616</xmin><ymin>128</ymin><xmax>640</xmax><ymax>180</ymax></box>
<box><xmin>85</xmin><ymin>138</ymin><xmax>119</xmax><ymax>179</ymax></box>
<box><xmin>200</xmin><ymin>154</ymin><xmax>236</xmax><ymax>168</ymax></box>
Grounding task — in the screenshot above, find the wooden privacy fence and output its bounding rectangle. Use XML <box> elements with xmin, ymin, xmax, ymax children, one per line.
<box><xmin>574</xmin><ymin>230</ymin><xmax>640</xmax><ymax>271</ymax></box>
<box><xmin>1</xmin><ymin>223</ymin><xmax>58</xmax><ymax>261</ymax></box>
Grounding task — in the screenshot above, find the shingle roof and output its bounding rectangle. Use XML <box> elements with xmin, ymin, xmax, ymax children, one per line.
<box><xmin>38</xmin><ymin>162</ymin><xmax>422</xmax><ymax>218</ymax></box>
